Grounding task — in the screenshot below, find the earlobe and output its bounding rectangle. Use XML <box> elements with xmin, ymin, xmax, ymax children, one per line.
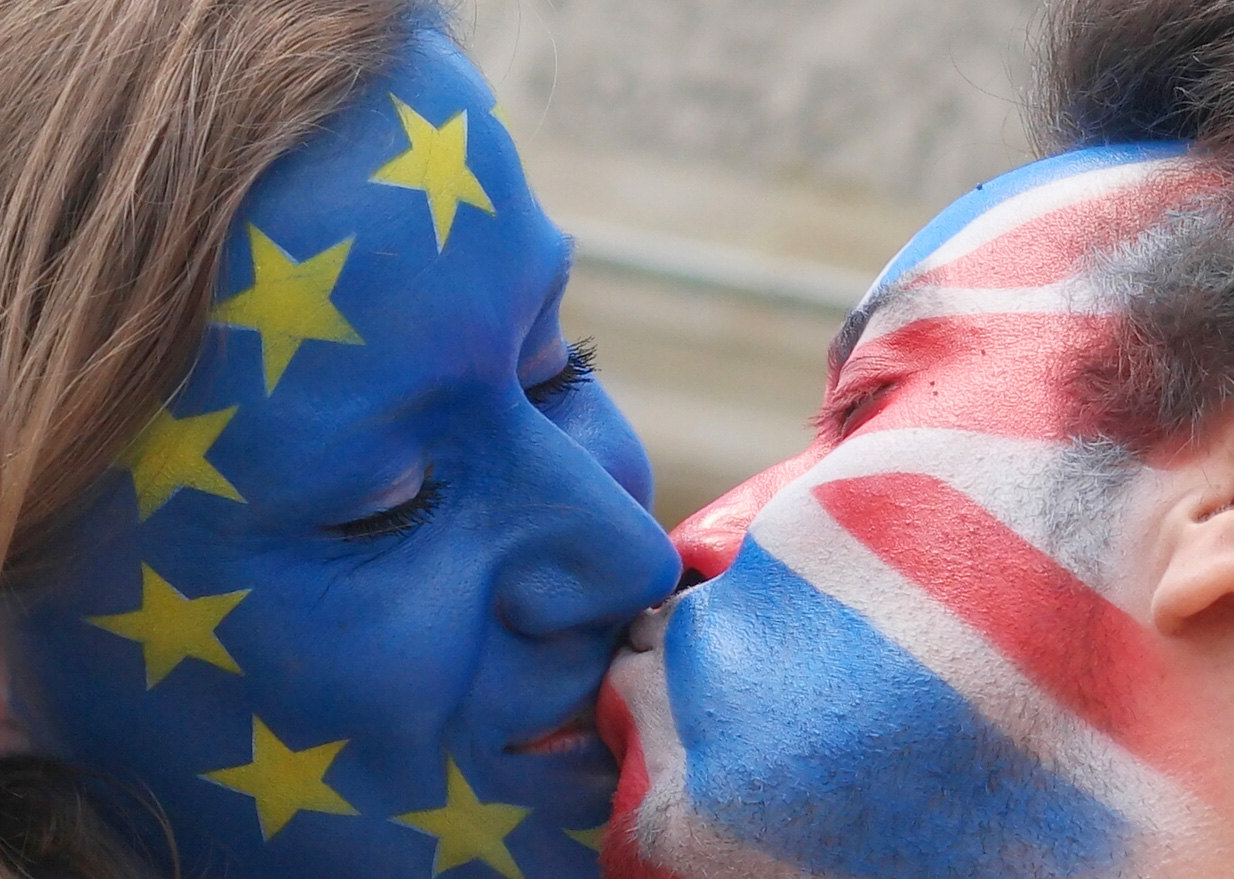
<box><xmin>1153</xmin><ymin>502</ymin><xmax>1234</xmax><ymax>634</ymax></box>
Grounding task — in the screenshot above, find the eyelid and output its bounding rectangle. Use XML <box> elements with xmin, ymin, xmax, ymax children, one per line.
<box><xmin>365</xmin><ymin>466</ymin><xmax>427</xmax><ymax>514</ymax></box>
<box><xmin>324</xmin><ymin>466</ymin><xmax>442</xmax><ymax>542</ymax></box>
<box><xmin>524</xmin><ymin>338</ymin><xmax>598</xmax><ymax>407</ymax></box>
<box><xmin>329</xmin><ymin>478</ymin><xmax>445</xmax><ymax>542</ymax></box>
<box><xmin>836</xmin><ymin>383</ymin><xmax>894</xmax><ymax>437</ymax></box>
<box><xmin>813</xmin><ymin>358</ymin><xmax>901</xmax><ymax>437</ymax></box>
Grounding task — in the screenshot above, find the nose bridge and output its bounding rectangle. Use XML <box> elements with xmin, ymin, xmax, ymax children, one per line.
<box><xmin>672</xmin><ymin>438</ymin><xmax>828</xmax><ymax>580</ymax></box>
<box><xmin>491</xmin><ymin>410</ymin><xmax>679</xmax><ymax>638</ymax></box>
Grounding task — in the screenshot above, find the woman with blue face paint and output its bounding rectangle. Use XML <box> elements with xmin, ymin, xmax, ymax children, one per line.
<box><xmin>0</xmin><ymin>1</ymin><xmax>680</xmax><ymax>877</ymax></box>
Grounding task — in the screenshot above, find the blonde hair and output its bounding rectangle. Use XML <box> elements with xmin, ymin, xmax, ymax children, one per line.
<box><xmin>0</xmin><ymin>0</ymin><xmax>423</xmax><ymax>571</ymax></box>
<box><xmin>0</xmin><ymin>1</ymin><xmax>432</xmax><ymax>874</ymax></box>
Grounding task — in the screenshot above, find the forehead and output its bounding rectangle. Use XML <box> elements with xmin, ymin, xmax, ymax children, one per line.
<box><xmin>171</xmin><ymin>30</ymin><xmax>565</xmax><ymax>499</ymax></box>
<box><xmin>840</xmin><ymin>142</ymin><xmax>1205</xmax><ymax>362</ymax></box>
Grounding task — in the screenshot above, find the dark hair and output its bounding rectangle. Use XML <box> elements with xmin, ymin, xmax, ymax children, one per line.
<box><xmin>1035</xmin><ymin>0</ymin><xmax>1234</xmax><ymax>154</ymax></box>
<box><xmin>1034</xmin><ymin>0</ymin><xmax>1234</xmax><ymax>451</ymax></box>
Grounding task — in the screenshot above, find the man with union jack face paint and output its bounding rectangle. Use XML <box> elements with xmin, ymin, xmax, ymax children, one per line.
<box><xmin>598</xmin><ymin>2</ymin><xmax>1234</xmax><ymax>877</ymax></box>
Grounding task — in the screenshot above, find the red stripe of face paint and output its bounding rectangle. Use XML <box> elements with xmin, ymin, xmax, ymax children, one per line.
<box><xmin>913</xmin><ymin>171</ymin><xmax>1226</xmax><ymax>290</ymax></box>
<box><xmin>839</xmin><ymin>312</ymin><xmax>1114</xmax><ymax>442</ymax></box>
<box><xmin>815</xmin><ymin>474</ymin><xmax>1213</xmax><ymax>797</ymax></box>
<box><xmin>596</xmin><ymin>681</ymin><xmax>679</xmax><ymax>879</ymax></box>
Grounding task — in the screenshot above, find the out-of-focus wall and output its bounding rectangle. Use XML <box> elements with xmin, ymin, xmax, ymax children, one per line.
<box><xmin>469</xmin><ymin>0</ymin><xmax>1038</xmax><ymax>206</ymax></box>
<box><xmin>461</xmin><ymin>0</ymin><xmax>1045</xmax><ymax>527</ymax></box>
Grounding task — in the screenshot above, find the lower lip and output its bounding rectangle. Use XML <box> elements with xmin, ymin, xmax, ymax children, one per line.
<box><xmin>597</xmin><ymin>682</ymin><xmax>680</xmax><ymax>879</ymax></box>
<box><xmin>513</xmin><ymin>726</ymin><xmax>599</xmax><ymax>756</ymax></box>
<box><xmin>507</xmin><ymin>704</ymin><xmax>601</xmax><ymax>756</ymax></box>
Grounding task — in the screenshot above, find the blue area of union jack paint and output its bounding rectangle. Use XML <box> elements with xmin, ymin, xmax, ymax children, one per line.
<box><xmin>875</xmin><ymin>141</ymin><xmax>1189</xmax><ymax>290</ymax></box>
<box><xmin>663</xmin><ymin>538</ymin><xmax>1127</xmax><ymax>879</ymax></box>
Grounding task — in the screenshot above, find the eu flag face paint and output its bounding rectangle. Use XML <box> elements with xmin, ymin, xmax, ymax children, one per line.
<box><xmin>600</xmin><ymin>144</ymin><xmax>1233</xmax><ymax>879</ymax></box>
<box><xmin>8</xmin><ymin>29</ymin><xmax>680</xmax><ymax>879</ymax></box>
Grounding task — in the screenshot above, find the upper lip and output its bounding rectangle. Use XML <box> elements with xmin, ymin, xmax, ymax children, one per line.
<box><xmin>628</xmin><ymin>582</ymin><xmax>699</xmax><ymax>653</ymax></box>
<box><xmin>628</xmin><ymin>604</ymin><xmax>671</xmax><ymax>653</ymax></box>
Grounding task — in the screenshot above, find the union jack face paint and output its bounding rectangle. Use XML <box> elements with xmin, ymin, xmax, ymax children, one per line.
<box><xmin>599</xmin><ymin>144</ymin><xmax>1234</xmax><ymax>879</ymax></box>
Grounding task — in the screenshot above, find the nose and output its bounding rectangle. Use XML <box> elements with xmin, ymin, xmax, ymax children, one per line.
<box><xmin>492</xmin><ymin>411</ymin><xmax>681</xmax><ymax>639</ymax></box>
<box><xmin>671</xmin><ymin>438</ymin><xmax>828</xmax><ymax>580</ymax></box>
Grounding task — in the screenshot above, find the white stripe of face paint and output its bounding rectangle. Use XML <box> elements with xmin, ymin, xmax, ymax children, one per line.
<box><xmin>757</xmin><ymin>428</ymin><xmax>1133</xmax><ymax>601</ymax></box>
<box><xmin>911</xmin><ymin>160</ymin><xmax>1184</xmax><ymax>277</ymax></box>
<box><xmin>858</xmin><ymin>157</ymin><xmax>1184</xmax><ymax>308</ymax></box>
<box><xmin>852</xmin><ymin>158</ymin><xmax>1183</xmax><ymax>347</ymax></box>
<box><xmin>855</xmin><ymin>277</ymin><xmax>1113</xmax><ymax>350</ymax></box>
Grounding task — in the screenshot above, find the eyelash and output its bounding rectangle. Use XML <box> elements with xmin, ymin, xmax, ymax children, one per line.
<box><xmin>325</xmin><ymin>341</ymin><xmax>599</xmax><ymax>544</ymax></box>
<box><xmin>815</xmin><ymin>382</ymin><xmax>894</xmax><ymax>438</ymax></box>
<box><xmin>327</xmin><ymin>475</ymin><xmax>446</xmax><ymax>543</ymax></box>
<box><xmin>524</xmin><ymin>338</ymin><xmax>598</xmax><ymax>407</ymax></box>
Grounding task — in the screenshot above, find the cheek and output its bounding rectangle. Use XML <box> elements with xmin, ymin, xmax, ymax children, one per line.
<box><xmin>551</xmin><ymin>383</ymin><xmax>655</xmax><ymax>509</ymax></box>
<box><xmin>220</xmin><ymin>548</ymin><xmax>489</xmax><ymax>735</ymax></box>
<box><xmin>663</xmin><ymin>536</ymin><xmax>1133</xmax><ymax>879</ymax></box>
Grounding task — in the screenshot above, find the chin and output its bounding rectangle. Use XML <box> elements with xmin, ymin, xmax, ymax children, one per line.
<box><xmin>597</xmin><ymin>652</ymin><xmax>814</xmax><ymax>879</ymax></box>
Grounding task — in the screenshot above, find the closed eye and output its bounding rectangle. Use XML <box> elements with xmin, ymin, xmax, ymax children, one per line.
<box><xmin>325</xmin><ymin>474</ymin><xmax>446</xmax><ymax>542</ymax></box>
<box><xmin>814</xmin><ymin>382</ymin><xmax>895</xmax><ymax>439</ymax></box>
<box><xmin>842</xmin><ymin>384</ymin><xmax>894</xmax><ymax>436</ymax></box>
<box><xmin>524</xmin><ymin>338</ymin><xmax>598</xmax><ymax>408</ymax></box>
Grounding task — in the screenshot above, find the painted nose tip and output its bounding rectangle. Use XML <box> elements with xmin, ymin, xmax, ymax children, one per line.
<box><xmin>670</xmin><ymin>489</ymin><xmax>755</xmax><ymax>580</ymax></box>
<box><xmin>672</xmin><ymin>525</ymin><xmax>742</xmax><ymax>581</ymax></box>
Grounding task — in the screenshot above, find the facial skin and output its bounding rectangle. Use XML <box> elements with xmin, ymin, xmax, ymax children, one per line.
<box><xmin>6</xmin><ymin>29</ymin><xmax>679</xmax><ymax>879</ymax></box>
<box><xmin>599</xmin><ymin>144</ymin><xmax>1234</xmax><ymax>879</ymax></box>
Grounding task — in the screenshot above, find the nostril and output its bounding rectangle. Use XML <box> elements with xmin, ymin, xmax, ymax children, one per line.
<box><xmin>675</xmin><ymin>568</ymin><xmax>707</xmax><ymax>595</ymax></box>
<box><xmin>650</xmin><ymin>568</ymin><xmax>708</xmax><ymax>610</ymax></box>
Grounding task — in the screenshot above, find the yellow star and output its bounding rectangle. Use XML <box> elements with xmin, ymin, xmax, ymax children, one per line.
<box><xmin>202</xmin><ymin>716</ymin><xmax>358</xmax><ymax>840</ymax></box>
<box><xmin>564</xmin><ymin>824</ymin><xmax>607</xmax><ymax>852</ymax></box>
<box><xmin>372</xmin><ymin>96</ymin><xmax>496</xmax><ymax>252</ymax></box>
<box><xmin>212</xmin><ymin>225</ymin><xmax>362</xmax><ymax>395</ymax></box>
<box><xmin>123</xmin><ymin>406</ymin><xmax>244</xmax><ymax>521</ymax></box>
<box><xmin>86</xmin><ymin>564</ymin><xmax>248</xmax><ymax>689</ymax></box>
<box><xmin>394</xmin><ymin>757</ymin><xmax>530</xmax><ymax>879</ymax></box>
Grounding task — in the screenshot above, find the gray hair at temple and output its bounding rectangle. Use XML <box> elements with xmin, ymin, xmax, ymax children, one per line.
<box><xmin>1031</xmin><ymin>0</ymin><xmax>1234</xmax><ymax>454</ymax></box>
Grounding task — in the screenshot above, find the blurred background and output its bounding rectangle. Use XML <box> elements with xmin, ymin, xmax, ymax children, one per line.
<box><xmin>465</xmin><ymin>0</ymin><xmax>1042</xmax><ymax>528</ymax></box>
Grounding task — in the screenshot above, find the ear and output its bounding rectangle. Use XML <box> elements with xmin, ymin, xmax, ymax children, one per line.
<box><xmin>1149</xmin><ymin>409</ymin><xmax>1234</xmax><ymax>635</ymax></box>
<box><xmin>1151</xmin><ymin>429</ymin><xmax>1234</xmax><ymax>635</ymax></box>
<box><xmin>1153</xmin><ymin>501</ymin><xmax>1234</xmax><ymax>634</ymax></box>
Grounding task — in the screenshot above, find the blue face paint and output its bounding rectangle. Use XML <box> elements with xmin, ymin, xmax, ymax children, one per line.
<box><xmin>665</xmin><ymin>540</ymin><xmax>1125</xmax><ymax>879</ymax></box>
<box><xmin>9</xmin><ymin>29</ymin><xmax>679</xmax><ymax>879</ymax></box>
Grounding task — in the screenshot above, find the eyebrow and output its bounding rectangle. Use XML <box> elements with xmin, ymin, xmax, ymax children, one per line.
<box><xmin>827</xmin><ymin>282</ymin><xmax>906</xmax><ymax>372</ymax></box>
